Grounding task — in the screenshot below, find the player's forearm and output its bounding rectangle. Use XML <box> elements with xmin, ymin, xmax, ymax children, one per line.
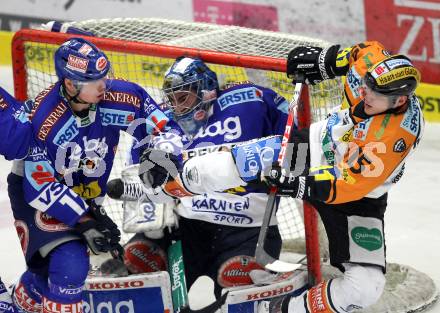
<box><xmin>179</xmin><ymin>151</ymin><xmax>247</xmax><ymax>194</ymax></box>
<box><xmin>25</xmin><ymin>180</ymin><xmax>89</xmax><ymax>226</ymax></box>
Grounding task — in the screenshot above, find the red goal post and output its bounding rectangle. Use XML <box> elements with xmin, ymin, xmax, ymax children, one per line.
<box><xmin>11</xmin><ymin>21</ymin><xmax>342</xmax><ymax>286</ymax></box>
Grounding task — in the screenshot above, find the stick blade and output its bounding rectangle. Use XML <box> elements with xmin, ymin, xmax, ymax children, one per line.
<box><xmin>264</xmin><ymin>259</ymin><xmax>302</xmax><ymax>273</ymax></box>
<box><xmin>256</xmin><ymin>248</ymin><xmax>301</xmax><ymax>273</ymax></box>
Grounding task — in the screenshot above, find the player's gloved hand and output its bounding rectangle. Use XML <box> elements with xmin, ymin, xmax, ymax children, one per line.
<box><xmin>286</xmin><ymin>45</ymin><xmax>340</xmax><ymax>84</ymax></box>
<box><xmin>263</xmin><ymin>163</ymin><xmax>309</xmax><ymax>199</ymax></box>
<box><xmin>139</xmin><ymin>148</ymin><xmax>180</xmax><ymax>188</ymax></box>
<box><xmin>75</xmin><ymin>204</ymin><xmax>122</xmax><ymax>256</ymax></box>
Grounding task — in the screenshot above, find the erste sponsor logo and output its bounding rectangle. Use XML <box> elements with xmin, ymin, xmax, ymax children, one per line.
<box><xmin>99</xmin><ymin>108</ymin><xmax>134</xmax><ymax>126</ymax></box>
<box><xmin>53</xmin><ymin>116</ymin><xmax>79</xmax><ymax>146</ymax></box>
<box><xmin>217</xmin><ymin>87</ymin><xmax>263</xmax><ymax>111</ymax></box>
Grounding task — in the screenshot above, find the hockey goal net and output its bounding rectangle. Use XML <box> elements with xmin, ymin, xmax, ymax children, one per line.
<box><xmin>11</xmin><ymin>18</ymin><xmax>437</xmax><ymax>312</ymax></box>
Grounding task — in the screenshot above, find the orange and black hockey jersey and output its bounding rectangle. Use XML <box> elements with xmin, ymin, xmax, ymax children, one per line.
<box><xmin>307</xmin><ymin>41</ymin><xmax>424</xmax><ymax>204</ymax></box>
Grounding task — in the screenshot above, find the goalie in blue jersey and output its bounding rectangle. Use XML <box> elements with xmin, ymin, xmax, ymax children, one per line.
<box><xmin>109</xmin><ymin>56</ymin><xmax>290</xmax><ymax>300</ymax></box>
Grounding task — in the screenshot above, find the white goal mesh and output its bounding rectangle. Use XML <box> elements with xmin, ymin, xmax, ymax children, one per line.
<box><xmin>17</xmin><ymin>18</ymin><xmax>343</xmax><ymax>250</ymax></box>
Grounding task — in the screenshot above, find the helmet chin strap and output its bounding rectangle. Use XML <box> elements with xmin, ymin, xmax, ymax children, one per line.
<box><xmin>61</xmin><ymin>83</ymin><xmax>94</xmax><ymax>116</ymax></box>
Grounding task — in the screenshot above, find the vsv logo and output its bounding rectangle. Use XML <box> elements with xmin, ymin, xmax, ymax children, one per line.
<box><xmin>194</xmin><ymin>116</ymin><xmax>242</xmax><ymax>141</ymax></box>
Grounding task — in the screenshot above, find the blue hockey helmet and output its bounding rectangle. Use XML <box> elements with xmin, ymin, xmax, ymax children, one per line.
<box><xmin>54</xmin><ymin>37</ymin><xmax>110</xmax><ymax>82</ymax></box>
<box><xmin>162</xmin><ymin>57</ymin><xmax>219</xmax><ymax>136</ymax></box>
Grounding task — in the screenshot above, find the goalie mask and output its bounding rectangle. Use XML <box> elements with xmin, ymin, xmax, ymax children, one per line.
<box><xmin>162</xmin><ymin>57</ymin><xmax>219</xmax><ymax>137</ymax></box>
<box><xmin>364</xmin><ymin>55</ymin><xmax>420</xmax><ymax>96</ymax></box>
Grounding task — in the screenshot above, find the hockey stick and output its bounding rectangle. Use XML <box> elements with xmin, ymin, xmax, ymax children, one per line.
<box><xmin>168</xmin><ymin>239</ymin><xmax>189</xmax><ymax>311</ymax></box>
<box><xmin>168</xmin><ymin>238</ymin><xmax>228</xmax><ymax>313</ymax></box>
<box><xmin>255</xmin><ymin>76</ymin><xmax>305</xmax><ymax>273</ymax></box>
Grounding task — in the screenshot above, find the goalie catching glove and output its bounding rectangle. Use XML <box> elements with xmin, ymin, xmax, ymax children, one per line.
<box><xmin>107</xmin><ymin>165</ymin><xmax>178</xmax><ymax>237</ymax></box>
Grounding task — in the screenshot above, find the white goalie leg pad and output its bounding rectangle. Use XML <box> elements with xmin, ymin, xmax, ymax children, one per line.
<box><xmin>329</xmin><ymin>264</ymin><xmax>385</xmax><ymax>312</ymax></box>
<box><xmin>217</xmin><ymin>256</ymin><xmax>264</xmax><ymax>288</ymax></box>
<box><xmin>124</xmin><ymin>236</ymin><xmax>168</xmax><ymax>274</ymax></box>
<box><xmin>181</xmin><ymin>151</ymin><xmax>246</xmax><ymax>194</ymax></box>
<box><xmin>83</xmin><ymin>273</ymin><xmax>173</xmax><ymax>313</ymax></box>
<box><xmin>223</xmin><ymin>270</ymin><xmax>308</xmax><ymax>312</ymax></box>
<box><xmin>123</xmin><ymin>200</ymin><xmax>178</xmax><ymax>236</ymax></box>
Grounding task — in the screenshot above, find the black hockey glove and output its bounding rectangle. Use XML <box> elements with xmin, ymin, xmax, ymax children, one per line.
<box><xmin>75</xmin><ymin>205</ymin><xmax>123</xmax><ymax>258</ymax></box>
<box><xmin>263</xmin><ymin>163</ymin><xmax>309</xmax><ymax>199</ymax></box>
<box><xmin>286</xmin><ymin>45</ymin><xmax>340</xmax><ymax>85</ymax></box>
<box><xmin>139</xmin><ymin>148</ymin><xmax>180</xmax><ymax>188</ymax></box>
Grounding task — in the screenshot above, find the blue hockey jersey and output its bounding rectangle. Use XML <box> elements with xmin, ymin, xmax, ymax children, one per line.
<box><xmin>0</xmin><ymin>87</ymin><xmax>32</xmax><ymax>160</ymax></box>
<box><xmin>164</xmin><ymin>83</ymin><xmax>289</xmax><ymax>227</ymax></box>
<box><xmin>23</xmin><ymin>79</ymin><xmax>171</xmax><ymax>227</ymax></box>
